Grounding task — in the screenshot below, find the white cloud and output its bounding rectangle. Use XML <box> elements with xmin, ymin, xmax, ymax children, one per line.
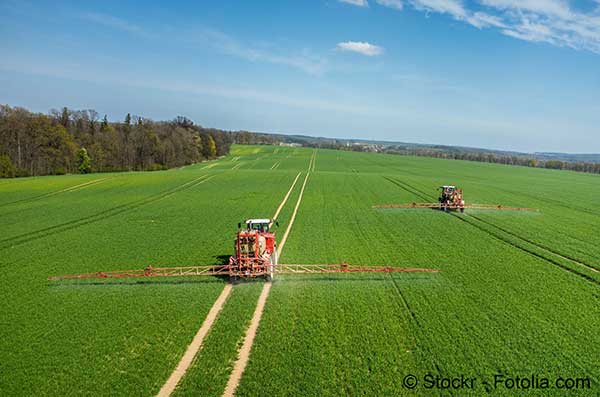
<box><xmin>409</xmin><ymin>0</ymin><xmax>501</xmax><ymax>29</ymax></box>
<box><xmin>466</xmin><ymin>11</ymin><xmax>506</xmax><ymax>28</ymax></box>
<box><xmin>411</xmin><ymin>0</ymin><xmax>467</xmax><ymax>19</ymax></box>
<box><xmin>479</xmin><ymin>0</ymin><xmax>572</xmax><ymax>20</ymax></box>
<box><xmin>399</xmin><ymin>0</ymin><xmax>600</xmax><ymax>53</ymax></box>
<box><xmin>478</xmin><ymin>0</ymin><xmax>600</xmax><ymax>53</ymax></box>
<box><xmin>78</xmin><ymin>13</ymin><xmax>329</xmax><ymax>75</ymax></box>
<box><xmin>336</xmin><ymin>41</ymin><xmax>384</xmax><ymax>56</ymax></box>
<box><xmin>376</xmin><ymin>0</ymin><xmax>404</xmax><ymax>10</ymax></box>
<box><xmin>192</xmin><ymin>29</ymin><xmax>329</xmax><ymax>75</ymax></box>
<box><xmin>338</xmin><ymin>0</ymin><xmax>369</xmax><ymax>7</ymax></box>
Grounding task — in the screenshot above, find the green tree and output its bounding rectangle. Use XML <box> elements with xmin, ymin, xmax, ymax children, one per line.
<box><xmin>124</xmin><ymin>113</ymin><xmax>131</xmax><ymax>133</ymax></box>
<box><xmin>101</xmin><ymin>115</ymin><xmax>109</xmax><ymax>132</ymax></box>
<box><xmin>207</xmin><ymin>135</ymin><xmax>217</xmax><ymax>158</ymax></box>
<box><xmin>76</xmin><ymin>147</ymin><xmax>92</xmax><ymax>174</ymax></box>
<box><xmin>0</xmin><ymin>154</ymin><xmax>16</xmax><ymax>178</ymax></box>
<box><xmin>60</xmin><ymin>107</ymin><xmax>70</xmax><ymax>128</ymax></box>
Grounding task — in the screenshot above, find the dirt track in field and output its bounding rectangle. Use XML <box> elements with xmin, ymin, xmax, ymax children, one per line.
<box><xmin>271</xmin><ymin>172</ymin><xmax>301</xmax><ymax>224</ymax></box>
<box><xmin>277</xmin><ymin>170</ymin><xmax>310</xmax><ymax>257</ymax></box>
<box><xmin>156</xmin><ymin>171</ymin><xmax>307</xmax><ymax>396</ymax></box>
<box><xmin>157</xmin><ymin>284</ymin><xmax>233</xmax><ymax>397</ymax></box>
<box><xmin>223</xmin><ymin>152</ymin><xmax>314</xmax><ymax>396</ymax></box>
<box><xmin>222</xmin><ymin>282</ymin><xmax>272</xmax><ymax>397</ymax></box>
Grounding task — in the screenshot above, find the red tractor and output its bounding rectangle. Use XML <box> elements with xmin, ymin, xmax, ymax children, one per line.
<box><xmin>438</xmin><ymin>185</ymin><xmax>465</xmax><ymax>212</ymax></box>
<box><xmin>229</xmin><ymin>219</ymin><xmax>278</xmax><ymax>280</ymax></box>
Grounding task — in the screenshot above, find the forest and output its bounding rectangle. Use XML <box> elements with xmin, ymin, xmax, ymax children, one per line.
<box><xmin>0</xmin><ymin>105</ymin><xmax>238</xmax><ymax>177</ymax></box>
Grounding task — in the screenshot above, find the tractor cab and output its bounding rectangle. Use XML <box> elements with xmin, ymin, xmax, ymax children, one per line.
<box><xmin>440</xmin><ymin>185</ymin><xmax>456</xmax><ymax>195</ymax></box>
<box><xmin>244</xmin><ymin>219</ymin><xmax>272</xmax><ymax>233</ymax></box>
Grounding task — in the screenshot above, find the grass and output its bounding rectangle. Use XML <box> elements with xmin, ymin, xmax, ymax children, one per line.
<box><xmin>1</xmin><ymin>145</ymin><xmax>599</xmax><ymax>395</ymax></box>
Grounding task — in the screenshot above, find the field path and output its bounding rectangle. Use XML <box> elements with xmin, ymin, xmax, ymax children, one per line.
<box><xmin>223</xmin><ymin>157</ymin><xmax>314</xmax><ymax>396</ymax></box>
<box><xmin>222</xmin><ymin>282</ymin><xmax>272</xmax><ymax>397</ymax></box>
<box><xmin>271</xmin><ymin>172</ymin><xmax>301</xmax><ymax>225</ymax></box>
<box><xmin>277</xmin><ymin>170</ymin><xmax>310</xmax><ymax>257</ymax></box>
<box><xmin>156</xmin><ymin>172</ymin><xmax>305</xmax><ymax>397</ymax></box>
<box><xmin>157</xmin><ymin>284</ymin><xmax>233</xmax><ymax>397</ymax></box>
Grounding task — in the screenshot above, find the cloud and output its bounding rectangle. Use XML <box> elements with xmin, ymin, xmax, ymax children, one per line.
<box><xmin>479</xmin><ymin>0</ymin><xmax>572</xmax><ymax>20</ymax></box>
<box><xmin>376</xmin><ymin>0</ymin><xmax>404</xmax><ymax>10</ymax></box>
<box><xmin>477</xmin><ymin>0</ymin><xmax>600</xmax><ymax>53</ymax></box>
<box><xmin>191</xmin><ymin>28</ymin><xmax>329</xmax><ymax>75</ymax></box>
<box><xmin>411</xmin><ymin>0</ymin><xmax>467</xmax><ymax>19</ymax></box>
<box><xmin>336</xmin><ymin>41</ymin><xmax>384</xmax><ymax>56</ymax></box>
<box><xmin>78</xmin><ymin>12</ymin><xmax>329</xmax><ymax>75</ymax></box>
<box><xmin>338</xmin><ymin>0</ymin><xmax>369</xmax><ymax>6</ymax></box>
<box><xmin>399</xmin><ymin>0</ymin><xmax>600</xmax><ymax>54</ymax></box>
<box><xmin>466</xmin><ymin>11</ymin><xmax>506</xmax><ymax>29</ymax></box>
<box><xmin>408</xmin><ymin>0</ymin><xmax>501</xmax><ymax>29</ymax></box>
<box><xmin>0</xmin><ymin>59</ymin><xmax>398</xmax><ymax>117</ymax></box>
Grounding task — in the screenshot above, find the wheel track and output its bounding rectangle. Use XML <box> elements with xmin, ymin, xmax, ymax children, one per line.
<box><xmin>383</xmin><ymin>176</ymin><xmax>600</xmax><ymax>285</ymax></box>
<box><xmin>451</xmin><ymin>215</ymin><xmax>600</xmax><ymax>286</ymax></box>
<box><xmin>0</xmin><ymin>177</ymin><xmax>110</xmax><ymax>209</ymax></box>
<box><xmin>389</xmin><ymin>176</ymin><xmax>599</xmax><ymax>272</ymax></box>
<box><xmin>494</xmin><ymin>185</ymin><xmax>600</xmax><ymax>218</ymax></box>
<box><xmin>468</xmin><ymin>214</ymin><xmax>599</xmax><ymax>273</ymax></box>
<box><xmin>388</xmin><ymin>275</ymin><xmax>443</xmax><ymax>374</ymax></box>
<box><xmin>157</xmin><ymin>171</ymin><xmax>305</xmax><ymax>397</ymax></box>
<box><xmin>0</xmin><ymin>174</ymin><xmax>214</xmax><ymax>251</ymax></box>
<box><xmin>383</xmin><ymin>176</ymin><xmax>431</xmax><ymax>202</ymax></box>
<box><xmin>222</xmin><ymin>157</ymin><xmax>315</xmax><ymax>396</ymax></box>
<box><xmin>157</xmin><ymin>284</ymin><xmax>233</xmax><ymax>397</ymax></box>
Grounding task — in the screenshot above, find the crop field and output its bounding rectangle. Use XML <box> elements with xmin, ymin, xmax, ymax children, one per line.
<box><xmin>1</xmin><ymin>144</ymin><xmax>599</xmax><ymax>396</ymax></box>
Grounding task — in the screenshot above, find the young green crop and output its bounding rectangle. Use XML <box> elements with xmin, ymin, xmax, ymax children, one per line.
<box><xmin>0</xmin><ymin>147</ymin><xmax>309</xmax><ymax>395</ymax></box>
<box><xmin>236</xmin><ymin>148</ymin><xmax>600</xmax><ymax>396</ymax></box>
<box><xmin>1</xmin><ymin>145</ymin><xmax>599</xmax><ymax>396</ymax></box>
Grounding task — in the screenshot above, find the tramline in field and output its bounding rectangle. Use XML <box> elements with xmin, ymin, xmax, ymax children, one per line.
<box><xmin>374</xmin><ymin>185</ymin><xmax>537</xmax><ymax>212</ymax></box>
<box><xmin>49</xmin><ymin>219</ymin><xmax>438</xmax><ymax>282</ymax></box>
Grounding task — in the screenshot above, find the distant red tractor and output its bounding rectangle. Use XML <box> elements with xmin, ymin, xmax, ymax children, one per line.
<box><xmin>229</xmin><ymin>219</ymin><xmax>278</xmax><ymax>280</ymax></box>
<box><xmin>438</xmin><ymin>185</ymin><xmax>465</xmax><ymax>212</ymax></box>
<box><xmin>374</xmin><ymin>184</ymin><xmax>536</xmax><ymax>213</ymax></box>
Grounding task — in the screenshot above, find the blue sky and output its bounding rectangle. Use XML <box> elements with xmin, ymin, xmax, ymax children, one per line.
<box><xmin>1</xmin><ymin>0</ymin><xmax>599</xmax><ymax>152</ymax></box>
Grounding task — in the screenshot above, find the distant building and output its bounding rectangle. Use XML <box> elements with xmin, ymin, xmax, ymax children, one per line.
<box><xmin>279</xmin><ymin>142</ymin><xmax>302</xmax><ymax>147</ymax></box>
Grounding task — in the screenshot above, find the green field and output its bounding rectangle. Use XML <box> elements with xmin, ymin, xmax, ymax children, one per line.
<box><xmin>1</xmin><ymin>145</ymin><xmax>598</xmax><ymax>396</ymax></box>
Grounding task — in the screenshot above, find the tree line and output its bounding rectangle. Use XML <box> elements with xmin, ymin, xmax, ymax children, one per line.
<box><xmin>0</xmin><ymin>105</ymin><xmax>270</xmax><ymax>178</ymax></box>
